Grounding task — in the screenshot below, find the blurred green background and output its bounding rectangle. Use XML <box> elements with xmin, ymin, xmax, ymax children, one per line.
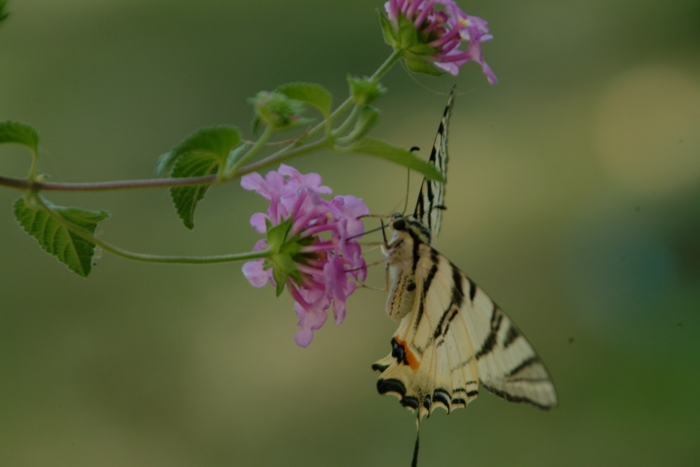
<box><xmin>1</xmin><ymin>1</ymin><xmax>699</xmax><ymax>466</ymax></box>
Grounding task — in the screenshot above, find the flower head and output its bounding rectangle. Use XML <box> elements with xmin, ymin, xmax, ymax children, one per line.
<box><xmin>241</xmin><ymin>165</ymin><xmax>369</xmax><ymax>347</ymax></box>
<box><xmin>380</xmin><ymin>0</ymin><xmax>497</xmax><ymax>83</ymax></box>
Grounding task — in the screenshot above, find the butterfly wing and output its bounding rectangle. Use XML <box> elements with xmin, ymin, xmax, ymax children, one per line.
<box><xmin>413</xmin><ymin>86</ymin><xmax>455</xmax><ymax>240</ymax></box>
<box><xmin>374</xmin><ymin>243</ymin><xmax>558</xmax><ymax>418</ymax></box>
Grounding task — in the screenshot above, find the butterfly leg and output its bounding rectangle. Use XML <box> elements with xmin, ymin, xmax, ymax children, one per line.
<box><xmin>355</xmin><ymin>260</ymin><xmax>389</xmax><ymax>291</ymax></box>
<box><xmin>354</xmin><ymin>254</ymin><xmax>390</xmax><ymax>292</ymax></box>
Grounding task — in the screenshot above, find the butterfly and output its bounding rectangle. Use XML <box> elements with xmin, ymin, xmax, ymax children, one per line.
<box><xmin>372</xmin><ymin>87</ymin><xmax>558</xmax><ymax>423</ymax></box>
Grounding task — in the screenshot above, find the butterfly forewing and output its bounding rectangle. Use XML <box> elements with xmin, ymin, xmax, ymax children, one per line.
<box><xmin>413</xmin><ymin>86</ymin><xmax>455</xmax><ymax>240</ymax></box>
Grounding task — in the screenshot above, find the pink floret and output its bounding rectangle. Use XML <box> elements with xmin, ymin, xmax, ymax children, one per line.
<box><xmin>241</xmin><ymin>166</ymin><xmax>369</xmax><ymax>347</ymax></box>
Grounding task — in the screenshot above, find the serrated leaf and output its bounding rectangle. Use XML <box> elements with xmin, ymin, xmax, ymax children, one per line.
<box><xmin>344</xmin><ymin>138</ymin><xmax>445</xmax><ymax>182</ymax></box>
<box><xmin>170</xmin><ymin>152</ymin><xmax>220</xmax><ymax>229</ymax></box>
<box><xmin>13</xmin><ymin>197</ymin><xmax>110</xmax><ymax>277</ymax></box>
<box><xmin>0</xmin><ymin>121</ymin><xmax>39</xmax><ymax>154</ymax></box>
<box><xmin>276</xmin><ymin>82</ymin><xmax>332</xmax><ymax>117</ymax></box>
<box><xmin>159</xmin><ymin>126</ymin><xmax>241</xmax><ymax>228</ymax></box>
<box><xmin>156</xmin><ymin>125</ymin><xmax>241</xmax><ymax>176</ymax></box>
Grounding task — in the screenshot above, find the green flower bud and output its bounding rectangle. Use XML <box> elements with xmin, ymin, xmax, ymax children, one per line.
<box><xmin>348</xmin><ymin>76</ymin><xmax>386</xmax><ymax>106</ymax></box>
<box><xmin>249</xmin><ymin>91</ymin><xmax>306</xmax><ymax>131</ymax></box>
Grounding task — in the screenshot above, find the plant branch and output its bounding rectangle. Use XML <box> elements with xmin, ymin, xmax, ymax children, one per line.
<box><xmin>0</xmin><ymin>173</ymin><xmax>218</xmax><ymax>192</ymax></box>
<box><xmin>0</xmin><ymin>51</ymin><xmax>403</xmax><ymax>194</ymax></box>
<box><xmin>32</xmin><ymin>194</ymin><xmax>270</xmax><ymax>264</ymax></box>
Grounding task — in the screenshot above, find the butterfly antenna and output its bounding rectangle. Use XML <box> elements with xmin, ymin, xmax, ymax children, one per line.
<box><xmin>381</xmin><ymin>218</ymin><xmax>388</xmax><ymax>246</ymax></box>
<box><xmin>347</xmin><ymin>223</ymin><xmax>387</xmax><ymax>241</ymax></box>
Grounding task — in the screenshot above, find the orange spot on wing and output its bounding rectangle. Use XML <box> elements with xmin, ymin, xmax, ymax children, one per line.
<box><xmin>395</xmin><ymin>337</ymin><xmax>420</xmax><ymax>371</ymax></box>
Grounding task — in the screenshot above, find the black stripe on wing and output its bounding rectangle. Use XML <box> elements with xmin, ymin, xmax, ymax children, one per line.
<box><xmin>413</xmin><ymin>86</ymin><xmax>455</xmax><ymax>239</ymax></box>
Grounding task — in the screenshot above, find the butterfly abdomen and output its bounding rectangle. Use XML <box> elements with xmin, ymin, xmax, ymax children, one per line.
<box><xmin>386</xmin><ymin>264</ymin><xmax>417</xmax><ymax>321</ymax></box>
<box><xmin>384</xmin><ymin>216</ymin><xmax>431</xmax><ymax>321</ymax></box>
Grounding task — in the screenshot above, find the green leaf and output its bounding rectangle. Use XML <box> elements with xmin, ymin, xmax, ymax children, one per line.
<box><xmin>344</xmin><ymin>138</ymin><xmax>445</xmax><ymax>183</ymax></box>
<box><xmin>404</xmin><ymin>54</ymin><xmax>442</xmax><ymax>76</ymax></box>
<box><xmin>169</xmin><ymin>152</ymin><xmax>221</xmax><ymax>229</ymax></box>
<box><xmin>13</xmin><ymin>197</ymin><xmax>110</xmax><ymax>277</ymax></box>
<box><xmin>154</xmin><ymin>152</ymin><xmax>172</xmax><ymax>177</ymax></box>
<box><xmin>265</xmin><ymin>216</ymin><xmax>301</xmax><ymax>296</ymax></box>
<box><xmin>272</xmin><ymin>264</ymin><xmax>287</xmax><ymax>296</ymax></box>
<box><xmin>270</xmin><ymin>252</ymin><xmax>301</xmax><ymax>297</ymax></box>
<box><xmin>0</xmin><ymin>0</ymin><xmax>9</xmax><ymax>25</ymax></box>
<box><xmin>277</xmin><ymin>82</ymin><xmax>332</xmax><ymax>118</ymax></box>
<box><xmin>378</xmin><ymin>11</ymin><xmax>398</xmax><ymax>46</ymax></box>
<box><xmin>0</xmin><ymin>121</ymin><xmax>39</xmax><ymax>154</ymax></box>
<box><xmin>397</xmin><ymin>13</ymin><xmax>418</xmax><ymax>49</ymax></box>
<box><xmin>158</xmin><ymin>126</ymin><xmax>241</xmax><ymax>228</ymax></box>
<box><xmin>156</xmin><ymin>125</ymin><xmax>241</xmax><ymax>176</ymax></box>
<box><xmin>274</xmin><ymin>253</ymin><xmax>298</xmax><ymax>276</ymax></box>
<box><xmin>267</xmin><ymin>216</ymin><xmax>293</xmax><ymax>252</ymax></box>
<box><xmin>407</xmin><ymin>43</ymin><xmax>438</xmax><ymax>55</ymax></box>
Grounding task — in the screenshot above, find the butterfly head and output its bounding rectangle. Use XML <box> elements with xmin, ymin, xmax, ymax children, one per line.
<box><xmin>389</xmin><ymin>213</ymin><xmax>432</xmax><ymax>245</ymax></box>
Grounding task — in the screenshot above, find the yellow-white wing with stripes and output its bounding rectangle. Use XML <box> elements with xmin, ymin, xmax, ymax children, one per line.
<box><xmin>373</xmin><ymin>232</ymin><xmax>558</xmax><ymax>419</ymax></box>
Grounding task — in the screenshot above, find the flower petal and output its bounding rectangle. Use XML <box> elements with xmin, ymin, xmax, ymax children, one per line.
<box><xmin>242</xmin><ymin>259</ymin><xmax>270</xmax><ymax>288</ymax></box>
<box><xmin>291</xmin><ymin>286</ymin><xmax>330</xmax><ymax>347</ymax></box>
<box><xmin>250</xmin><ymin>212</ymin><xmax>268</xmax><ymax>234</ymax></box>
<box><xmin>240</xmin><ymin>172</ymin><xmax>264</xmax><ymax>192</ymax></box>
<box><xmin>331</xmin><ymin>195</ymin><xmax>369</xmax><ymax>237</ymax></box>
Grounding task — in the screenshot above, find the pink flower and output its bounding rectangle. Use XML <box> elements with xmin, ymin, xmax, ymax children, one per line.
<box><xmin>382</xmin><ymin>0</ymin><xmax>497</xmax><ymax>83</ymax></box>
<box><xmin>241</xmin><ymin>165</ymin><xmax>369</xmax><ymax>347</ymax></box>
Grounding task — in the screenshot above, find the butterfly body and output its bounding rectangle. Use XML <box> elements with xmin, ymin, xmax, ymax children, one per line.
<box><xmin>373</xmin><ymin>87</ymin><xmax>557</xmax><ymax>421</ymax></box>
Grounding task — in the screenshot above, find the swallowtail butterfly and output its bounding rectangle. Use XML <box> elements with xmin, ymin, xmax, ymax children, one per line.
<box><xmin>372</xmin><ymin>88</ymin><xmax>557</xmax><ymax>463</ymax></box>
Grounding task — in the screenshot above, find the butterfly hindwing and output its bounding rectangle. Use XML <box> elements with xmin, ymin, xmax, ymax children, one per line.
<box><xmin>375</xmin><ymin>234</ymin><xmax>558</xmax><ymax>418</ymax></box>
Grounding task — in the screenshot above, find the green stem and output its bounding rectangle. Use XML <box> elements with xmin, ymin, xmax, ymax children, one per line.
<box><xmin>230</xmin><ymin>50</ymin><xmax>403</xmax><ymax>176</ymax></box>
<box><xmin>227</xmin><ymin>124</ymin><xmax>274</xmax><ymax>176</ymax></box>
<box><xmin>32</xmin><ymin>194</ymin><xmax>270</xmax><ymax>264</ymax></box>
<box><xmin>233</xmin><ymin>138</ymin><xmax>330</xmax><ymax>177</ymax></box>
<box><xmin>370</xmin><ymin>49</ymin><xmax>403</xmax><ymax>81</ymax></box>
<box><xmin>234</xmin><ymin>138</ymin><xmax>331</xmax><ymax>177</ymax></box>
<box><xmin>331</xmin><ymin>104</ymin><xmax>360</xmax><ymax>138</ymax></box>
<box><xmin>0</xmin><ymin>174</ymin><xmax>218</xmax><ymax>192</ymax></box>
<box><xmin>270</xmin><ymin>50</ymin><xmax>403</xmax><ymax>152</ymax></box>
<box><xmin>27</xmin><ymin>148</ymin><xmax>39</xmax><ymax>181</ymax></box>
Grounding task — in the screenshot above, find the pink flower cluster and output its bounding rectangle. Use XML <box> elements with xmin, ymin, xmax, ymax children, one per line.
<box><xmin>385</xmin><ymin>0</ymin><xmax>497</xmax><ymax>82</ymax></box>
<box><xmin>241</xmin><ymin>165</ymin><xmax>369</xmax><ymax>347</ymax></box>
